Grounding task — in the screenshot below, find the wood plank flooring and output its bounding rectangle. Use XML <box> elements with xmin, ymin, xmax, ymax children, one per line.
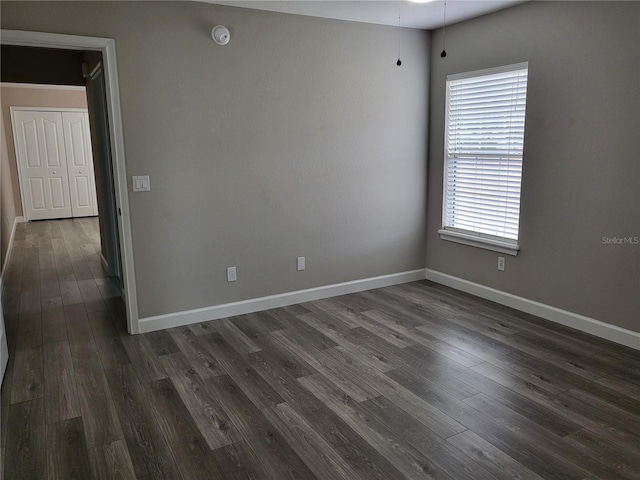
<box><xmin>2</xmin><ymin>218</ymin><xmax>639</xmax><ymax>480</ymax></box>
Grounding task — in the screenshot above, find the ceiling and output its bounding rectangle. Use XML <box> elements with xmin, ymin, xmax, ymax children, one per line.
<box><xmin>199</xmin><ymin>0</ymin><xmax>527</xmax><ymax>30</ymax></box>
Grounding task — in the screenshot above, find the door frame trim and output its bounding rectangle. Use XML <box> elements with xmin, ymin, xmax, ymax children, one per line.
<box><xmin>1</xmin><ymin>29</ymin><xmax>139</xmax><ymax>334</ymax></box>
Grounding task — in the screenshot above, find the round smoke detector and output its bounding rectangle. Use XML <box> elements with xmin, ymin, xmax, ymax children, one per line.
<box><xmin>211</xmin><ymin>25</ymin><xmax>230</xmax><ymax>46</ymax></box>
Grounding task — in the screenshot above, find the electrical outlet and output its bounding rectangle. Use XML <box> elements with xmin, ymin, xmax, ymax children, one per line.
<box><xmin>497</xmin><ymin>256</ymin><xmax>505</xmax><ymax>271</ymax></box>
<box><xmin>297</xmin><ymin>256</ymin><xmax>306</xmax><ymax>271</ymax></box>
<box><xmin>227</xmin><ymin>266</ymin><xmax>237</xmax><ymax>282</ymax></box>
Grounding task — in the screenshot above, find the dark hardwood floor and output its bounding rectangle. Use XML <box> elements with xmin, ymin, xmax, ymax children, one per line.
<box><xmin>1</xmin><ymin>218</ymin><xmax>639</xmax><ymax>479</ymax></box>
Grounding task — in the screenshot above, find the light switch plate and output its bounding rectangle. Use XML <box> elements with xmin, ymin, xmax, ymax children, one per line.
<box><xmin>132</xmin><ymin>175</ymin><xmax>151</xmax><ymax>192</ymax></box>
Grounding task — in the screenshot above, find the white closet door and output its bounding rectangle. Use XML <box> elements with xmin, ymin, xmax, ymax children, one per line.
<box><xmin>12</xmin><ymin>110</ymin><xmax>72</xmax><ymax>220</ymax></box>
<box><xmin>63</xmin><ymin>111</ymin><xmax>99</xmax><ymax>217</ymax></box>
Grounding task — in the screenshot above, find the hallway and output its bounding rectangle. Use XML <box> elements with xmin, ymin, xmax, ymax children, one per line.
<box><xmin>1</xmin><ymin>217</ymin><xmax>126</xmax><ymax>477</ymax></box>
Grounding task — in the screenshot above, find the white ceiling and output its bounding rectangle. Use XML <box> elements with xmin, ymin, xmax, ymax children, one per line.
<box><xmin>199</xmin><ymin>0</ymin><xmax>527</xmax><ymax>30</ymax></box>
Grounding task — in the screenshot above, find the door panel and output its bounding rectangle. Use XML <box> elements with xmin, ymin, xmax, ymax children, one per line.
<box><xmin>63</xmin><ymin>112</ymin><xmax>98</xmax><ymax>217</ymax></box>
<box><xmin>74</xmin><ymin>177</ymin><xmax>91</xmax><ymax>207</ymax></box>
<box><xmin>24</xmin><ymin>120</ymin><xmax>41</xmax><ymax>167</ymax></box>
<box><xmin>29</xmin><ymin>177</ymin><xmax>46</xmax><ymax>210</ymax></box>
<box><xmin>13</xmin><ymin>110</ymin><xmax>72</xmax><ymax>220</ymax></box>
<box><xmin>50</xmin><ymin>177</ymin><xmax>67</xmax><ymax>208</ymax></box>
<box><xmin>43</xmin><ymin>118</ymin><xmax>63</xmax><ymax>167</ymax></box>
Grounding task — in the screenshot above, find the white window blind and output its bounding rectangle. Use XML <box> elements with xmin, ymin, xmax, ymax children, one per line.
<box><xmin>441</xmin><ymin>62</ymin><xmax>528</xmax><ymax>253</ymax></box>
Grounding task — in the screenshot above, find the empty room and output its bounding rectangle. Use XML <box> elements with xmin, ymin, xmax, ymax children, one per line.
<box><xmin>0</xmin><ymin>1</ymin><xmax>638</xmax><ymax>479</ymax></box>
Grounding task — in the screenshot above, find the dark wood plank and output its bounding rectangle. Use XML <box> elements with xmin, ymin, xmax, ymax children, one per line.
<box><xmin>562</xmin><ymin>429</ymin><xmax>640</xmax><ymax>480</ymax></box>
<box><xmin>143</xmin><ymin>330</ymin><xmax>181</xmax><ymax>356</ymax></box>
<box><xmin>387</xmin><ymin>355</ymin><xmax>582</xmax><ymax>439</ymax></box>
<box><xmin>41</xmin><ymin>297</ymin><xmax>68</xmax><ymax>344</ymax></box>
<box><xmin>88</xmin><ymin>440</ymin><xmax>137</xmax><ymax>480</ymax></box>
<box><xmin>554</xmin><ymin>390</ymin><xmax>640</xmax><ymax>450</ymax></box>
<box><xmin>384</xmin><ymin>343</ymin><xmax>481</xmax><ymax>400</ymax></box>
<box><xmin>471</xmin><ymin>360</ymin><xmax>640</xmax><ymax>446</ymax></box>
<box><xmin>359</xmin><ymin>395</ymin><xmax>499</xmax><ymax>480</ymax></box>
<box><xmin>446</xmin><ymin>430</ymin><xmax>545</xmax><ymax>480</ymax></box>
<box><xmin>262</xmin><ymin>402</ymin><xmax>368</xmax><ymax>480</ymax></box>
<box><xmin>159</xmin><ymin>352</ymin><xmax>236</xmax><ymax>449</ymax></box>
<box><xmin>74</xmin><ymin>360</ymin><xmax>125</xmax><ymax>449</ymax></box>
<box><xmin>65</xmin><ymin>303</ymin><xmax>124</xmax><ymax>448</ymax></box>
<box><xmin>270</xmin><ymin>328</ymin><xmax>378</xmax><ymax>402</ymax></box>
<box><xmin>245</xmin><ymin>348</ymin><xmax>406</xmax><ymax>480</ymax></box>
<box><xmin>244</xmin><ymin>337</ymin><xmax>316</xmax><ymax>379</ymax></box>
<box><xmin>387</xmin><ymin>284</ymin><xmax>521</xmax><ymax>337</ymax></box>
<box><xmin>145</xmin><ymin>377</ymin><xmax>226</xmax><ymax>480</ymax></box>
<box><xmin>199</xmin><ymin>332</ymin><xmax>285</xmax><ymax>409</ymax></box>
<box><xmin>88</xmin><ymin>310</ymin><xmax>131</xmax><ymax>368</ymax></box>
<box><xmin>296</xmin><ymin>313</ymin><xmax>395</xmax><ymax>373</ymax></box>
<box><xmin>208</xmin><ymin>374</ymin><xmax>317</xmax><ymax>480</ymax></box>
<box><xmin>336</xmin><ymin>309</ymin><xmax>416</xmax><ymax>348</ymax></box>
<box><xmin>43</xmin><ymin>340</ymin><xmax>80</xmax><ymax>422</ymax></box>
<box><xmin>564</xmin><ymin>382</ymin><xmax>640</xmax><ymax>419</ymax></box>
<box><xmin>216</xmin><ymin>318</ymin><xmax>261</xmax><ymax>355</ymax></box>
<box><xmin>210</xmin><ymin>440</ymin><xmax>270</xmax><ymax>480</ymax></box>
<box><xmin>595</xmin><ymin>375</ymin><xmax>640</xmax><ymax>401</ymax></box>
<box><xmin>299</xmin><ymin>373</ymin><xmax>456</xmax><ymax>480</ymax></box>
<box><xmin>39</xmin><ymin>267</ymin><xmax>60</xmax><ymax>301</ymax></box>
<box><xmin>58</xmin><ymin>274</ymin><xmax>83</xmax><ymax>306</ymax></box>
<box><xmin>120</xmin><ymin>333</ymin><xmax>168</xmax><ymax>383</ymax></box>
<box><xmin>362</xmin><ymin>309</ymin><xmax>485</xmax><ymax>367</ymax></box>
<box><xmin>464</xmin><ymin>393</ymin><xmax>619</xmax><ymax>480</ymax></box>
<box><xmin>167</xmin><ymin>325</ymin><xmax>225</xmax><ymax>379</ymax></box>
<box><xmin>46</xmin><ymin>416</ymin><xmax>93</xmax><ymax>480</ymax></box>
<box><xmin>4</xmin><ymin>398</ymin><xmax>46</xmax><ymax>480</ymax></box>
<box><xmin>186</xmin><ymin>320</ymin><xmax>219</xmax><ymax>336</ymax></box>
<box><xmin>484</xmin><ymin>350</ymin><xmax>588</xmax><ymax>394</ymax></box>
<box><xmin>104</xmin><ymin>364</ymin><xmax>180</xmax><ymax>480</ymax></box>
<box><xmin>497</xmin><ymin>331</ymin><xmax>610</xmax><ymax>380</ymax></box>
<box><xmin>9</xmin><ymin>326</ymin><xmax>44</xmax><ymax>404</ymax></box>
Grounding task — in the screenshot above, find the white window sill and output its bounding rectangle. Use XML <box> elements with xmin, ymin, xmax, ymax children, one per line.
<box><xmin>438</xmin><ymin>229</ymin><xmax>519</xmax><ymax>256</ymax></box>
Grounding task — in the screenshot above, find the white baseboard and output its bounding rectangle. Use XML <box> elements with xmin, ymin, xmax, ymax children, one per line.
<box><xmin>1</xmin><ymin>216</ymin><xmax>24</xmax><ymax>285</ymax></box>
<box><xmin>138</xmin><ymin>269</ymin><xmax>427</xmax><ymax>333</ymax></box>
<box><xmin>426</xmin><ymin>269</ymin><xmax>640</xmax><ymax>351</ymax></box>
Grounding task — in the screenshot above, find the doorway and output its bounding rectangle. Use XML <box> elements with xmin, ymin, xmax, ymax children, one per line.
<box><xmin>0</xmin><ymin>30</ymin><xmax>138</xmax><ymax>334</ymax></box>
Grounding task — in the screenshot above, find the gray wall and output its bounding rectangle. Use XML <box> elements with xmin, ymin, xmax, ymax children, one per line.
<box><xmin>1</xmin><ymin>2</ymin><xmax>430</xmax><ymax>318</ymax></box>
<box><xmin>1</xmin><ymin>108</ymin><xmax>17</xmax><ymax>273</ymax></box>
<box><xmin>428</xmin><ymin>1</ymin><xmax>639</xmax><ymax>332</ymax></box>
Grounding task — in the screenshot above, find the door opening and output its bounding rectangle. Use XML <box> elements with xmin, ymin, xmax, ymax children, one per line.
<box><xmin>0</xmin><ymin>30</ymin><xmax>138</xmax><ymax>334</ymax></box>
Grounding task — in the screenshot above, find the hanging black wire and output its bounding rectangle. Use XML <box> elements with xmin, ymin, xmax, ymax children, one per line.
<box><xmin>397</xmin><ymin>1</ymin><xmax>402</xmax><ymax>66</ymax></box>
<box><xmin>441</xmin><ymin>0</ymin><xmax>447</xmax><ymax>58</ymax></box>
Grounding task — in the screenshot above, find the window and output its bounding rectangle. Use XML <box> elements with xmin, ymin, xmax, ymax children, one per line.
<box><xmin>439</xmin><ymin>62</ymin><xmax>528</xmax><ymax>256</ymax></box>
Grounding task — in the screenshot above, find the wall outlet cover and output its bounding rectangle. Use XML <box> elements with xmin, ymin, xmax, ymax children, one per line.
<box><xmin>227</xmin><ymin>266</ymin><xmax>237</xmax><ymax>282</ymax></box>
<box><xmin>498</xmin><ymin>256</ymin><xmax>505</xmax><ymax>271</ymax></box>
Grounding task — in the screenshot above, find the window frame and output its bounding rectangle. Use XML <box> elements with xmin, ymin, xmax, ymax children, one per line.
<box><xmin>438</xmin><ymin>62</ymin><xmax>529</xmax><ymax>256</ymax></box>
